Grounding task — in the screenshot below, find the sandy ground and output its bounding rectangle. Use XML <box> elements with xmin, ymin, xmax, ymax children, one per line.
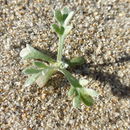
<box><xmin>0</xmin><ymin>0</ymin><xmax>130</xmax><ymax>129</ymax></box>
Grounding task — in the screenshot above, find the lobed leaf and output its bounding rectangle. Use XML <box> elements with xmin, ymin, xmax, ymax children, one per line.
<box><xmin>20</xmin><ymin>44</ymin><xmax>55</xmax><ymax>63</ymax></box>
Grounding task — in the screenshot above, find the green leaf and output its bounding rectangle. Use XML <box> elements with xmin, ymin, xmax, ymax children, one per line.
<box><xmin>80</xmin><ymin>94</ymin><xmax>94</xmax><ymax>106</ymax></box>
<box><xmin>54</xmin><ymin>10</ymin><xmax>63</xmax><ymax>25</ymax></box>
<box><xmin>62</xmin><ymin>14</ymin><xmax>68</xmax><ymax>21</ymax></box>
<box><xmin>20</xmin><ymin>44</ymin><xmax>55</xmax><ymax>63</ymax></box>
<box><xmin>61</xmin><ymin>7</ymin><xmax>70</xmax><ymax>14</ymax></box>
<box><xmin>69</xmin><ymin>57</ymin><xmax>86</xmax><ymax>67</ymax></box>
<box><xmin>80</xmin><ymin>88</ymin><xmax>99</xmax><ymax>97</ymax></box>
<box><xmin>23</xmin><ymin>67</ymin><xmax>41</xmax><ymax>74</ymax></box>
<box><xmin>79</xmin><ymin>79</ymin><xmax>89</xmax><ymax>86</ymax></box>
<box><xmin>61</xmin><ymin>7</ymin><xmax>74</xmax><ymax>26</ymax></box>
<box><xmin>51</xmin><ymin>24</ymin><xmax>64</xmax><ymax>35</ymax></box>
<box><xmin>24</xmin><ymin>73</ymin><xmax>40</xmax><ymax>87</ymax></box>
<box><xmin>36</xmin><ymin>67</ymin><xmax>56</xmax><ymax>87</ymax></box>
<box><xmin>73</xmin><ymin>96</ymin><xmax>81</xmax><ymax>108</ymax></box>
<box><xmin>34</xmin><ymin>61</ymin><xmax>47</xmax><ymax>68</ymax></box>
<box><xmin>54</xmin><ymin>7</ymin><xmax>74</xmax><ymax>26</ymax></box>
<box><xmin>68</xmin><ymin>87</ymin><xmax>76</xmax><ymax>96</ymax></box>
<box><xmin>59</xmin><ymin>69</ymin><xmax>82</xmax><ymax>88</ymax></box>
<box><xmin>79</xmin><ymin>88</ymin><xmax>95</xmax><ymax>106</ymax></box>
<box><xmin>64</xmin><ymin>11</ymin><xmax>74</xmax><ymax>26</ymax></box>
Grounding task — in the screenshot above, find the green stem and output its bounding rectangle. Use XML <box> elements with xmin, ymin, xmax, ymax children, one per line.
<box><xmin>57</xmin><ymin>36</ymin><xmax>64</xmax><ymax>62</ymax></box>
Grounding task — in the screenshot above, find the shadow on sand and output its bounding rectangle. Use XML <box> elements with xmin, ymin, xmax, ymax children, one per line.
<box><xmin>23</xmin><ymin>44</ymin><xmax>130</xmax><ymax>98</ymax></box>
<box><xmin>72</xmin><ymin>54</ymin><xmax>130</xmax><ymax>98</ymax></box>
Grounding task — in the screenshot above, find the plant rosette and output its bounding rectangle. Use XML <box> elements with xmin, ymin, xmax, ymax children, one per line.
<box><xmin>20</xmin><ymin>7</ymin><xmax>99</xmax><ymax>108</ymax></box>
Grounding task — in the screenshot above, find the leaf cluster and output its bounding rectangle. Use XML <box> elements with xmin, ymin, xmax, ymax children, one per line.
<box><xmin>20</xmin><ymin>7</ymin><xmax>98</xmax><ymax>108</ymax></box>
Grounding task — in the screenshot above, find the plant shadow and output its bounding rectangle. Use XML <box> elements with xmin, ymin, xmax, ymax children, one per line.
<box><xmin>71</xmin><ymin>54</ymin><xmax>130</xmax><ymax>98</ymax></box>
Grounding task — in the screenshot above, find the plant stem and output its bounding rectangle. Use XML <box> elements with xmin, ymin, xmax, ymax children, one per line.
<box><xmin>57</xmin><ymin>36</ymin><xmax>64</xmax><ymax>62</ymax></box>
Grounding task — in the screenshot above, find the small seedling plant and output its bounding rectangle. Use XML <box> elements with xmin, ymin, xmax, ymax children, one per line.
<box><xmin>20</xmin><ymin>7</ymin><xmax>98</xmax><ymax>108</ymax></box>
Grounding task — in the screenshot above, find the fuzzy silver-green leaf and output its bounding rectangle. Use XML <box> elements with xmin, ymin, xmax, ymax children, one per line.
<box><xmin>79</xmin><ymin>79</ymin><xmax>89</xmax><ymax>86</ymax></box>
<box><xmin>63</xmin><ymin>26</ymin><xmax>72</xmax><ymax>36</ymax></box>
<box><xmin>73</xmin><ymin>96</ymin><xmax>81</xmax><ymax>108</ymax></box>
<box><xmin>24</xmin><ymin>73</ymin><xmax>41</xmax><ymax>87</ymax></box>
<box><xmin>20</xmin><ymin>44</ymin><xmax>54</xmax><ymax>63</ymax></box>
<box><xmin>34</xmin><ymin>61</ymin><xmax>47</xmax><ymax>68</ymax></box>
<box><xmin>23</xmin><ymin>67</ymin><xmax>42</xmax><ymax>74</ymax></box>
<box><xmin>78</xmin><ymin>88</ymin><xmax>95</xmax><ymax>106</ymax></box>
<box><xmin>59</xmin><ymin>69</ymin><xmax>82</xmax><ymax>88</ymax></box>
<box><xmin>64</xmin><ymin>11</ymin><xmax>74</xmax><ymax>26</ymax></box>
<box><xmin>80</xmin><ymin>88</ymin><xmax>99</xmax><ymax>97</ymax></box>
<box><xmin>36</xmin><ymin>67</ymin><xmax>56</xmax><ymax>87</ymax></box>
<box><xmin>68</xmin><ymin>87</ymin><xmax>76</xmax><ymax>96</ymax></box>
<box><xmin>54</xmin><ymin>10</ymin><xmax>63</xmax><ymax>25</ymax></box>
<box><xmin>51</xmin><ymin>24</ymin><xmax>64</xmax><ymax>35</ymax></box>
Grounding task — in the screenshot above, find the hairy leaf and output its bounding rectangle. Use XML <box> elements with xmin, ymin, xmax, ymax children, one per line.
<box><xmin>80</xmin><ymin>94</ymin><xmax>94</xmax><ymax>106</ymax></box>
<box><xmin>54</xmin><ymin>10</ymin><xmax>63</xmax><ymax>25</ymax></box>
<box><xmin>68</xmin><ymin>87</ymin><xmax>76</xmax><ymax>96</ymax></box>
<box><xmin>69</xmin><ymin>57</ymin><xmax>86</xmax><ymax>67</ymax></box>
<box><xmin>79</xmin><ymin>79</ymin><xmax>89</xmax><ymax>86</ymax></box>
<box><xmin>20</xmin><ymin>44</ymin><xmax>54</xmax><ymax>63</ymax></box>
<box><xmin>24</xmin><ymin>73</ymin><xmax>40</xmax><ymax>87</ymax></box>
<box><xmin>80</xmin><ymin>88</ymin><xmax>99</xmax><ymax>97</ymax></box>
<box><xmin>34</xmin><ymin>61</ymin><xmax>47</xmax><ymax>68</ymax></box>
<box><xmin>62</xmin><ymin>14</ymin><xmax>68</xmax><ymax>21</ymax></box>
<box><xmin>23</xmin><ymin>67</ymin><xmax>41</xmax><ymax>74</ymax></box>
<box><xmin>61</xmin><ymin>7</ymin><xmax>74</xmax><ymax>26</ymax></box>
<box><xmin>59</xmin><ymin>69</ymin><xmax>82</xmax><ymax>88</ymax></box>
<box><xmin>73</xmin><ymin>96</ymin><xmax>81</xmax><ymax>108</ymax></box>
<box><xmin>79</xmin><ymin>88</ymin><xmax>95</xmax><ymax>106</ymax></box>
<box><xmin>54</xmin><ymin>7</ymin><xmax>74</xmax><ymax>26</ymax></box>
<box><xmin>36</xmin><ymin>67</ymin><xmax>55</xmax><ymax>87</ymax></box>
<box><xmin>52</xmin><ymin>24</ymin><xmax>64</xmax><ymax>35</ymax></box>
<box><xmin>64</xmin><ymin>26</ymin><xmax>72</xmax><ymax>36</ymax></box>
<box><xmin>61</xmin><ymin>7</ymin><xmax>70</xmax><ymax>14</ymax></box>
<box><xmin>64</xmin><ymin>11</ymin><xmax>74</xmax><ymax>26</ymax></box>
